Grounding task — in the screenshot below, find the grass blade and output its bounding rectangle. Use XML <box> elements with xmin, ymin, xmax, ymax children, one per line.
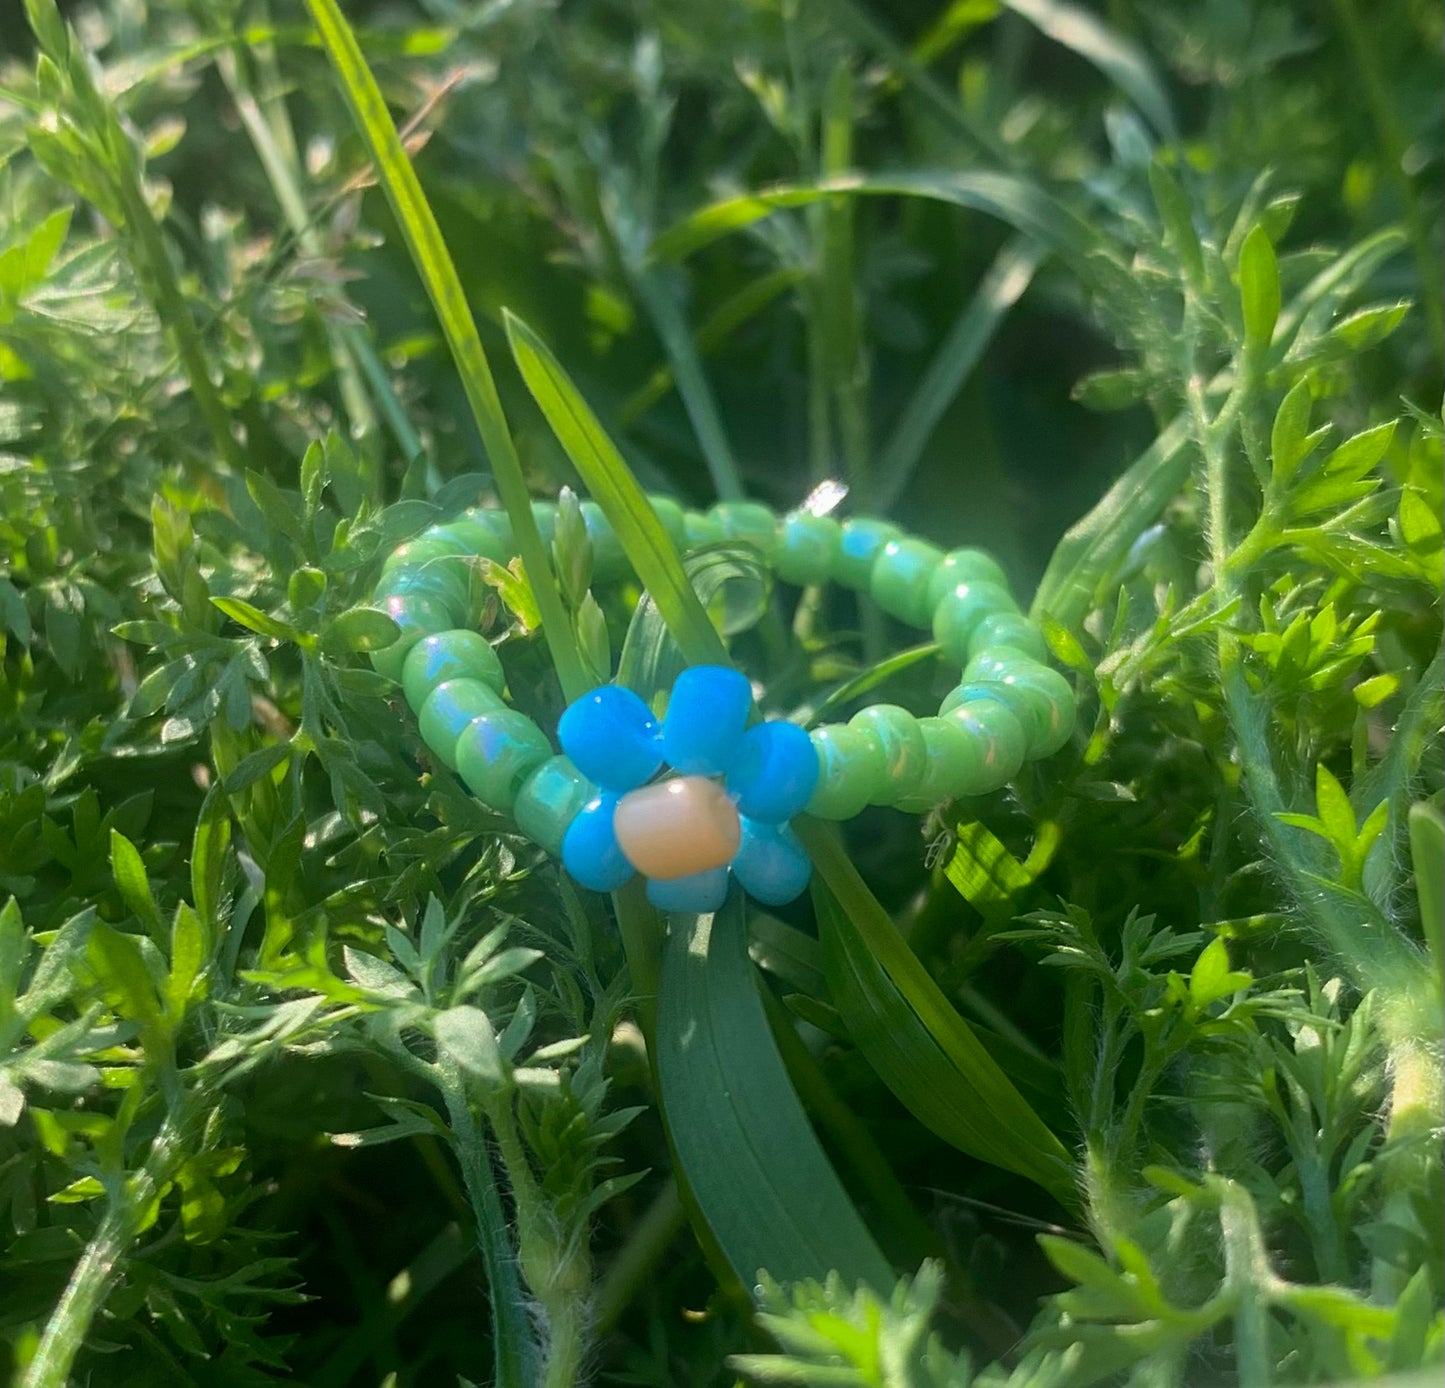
<box><xmin>304</xmin><ymin>0</ymin><xmax>587</xmax><ymax>702</ymax></box>
<box><xmin>655</xmin><ymin>894</ymin><xmax>894</xmax><ymax>1293</ymax></box>
<box><xmin>874</xmin><ymin>236</ymin><xmax>1046</xmax><ymax>513</ymax></box>
<box><xmin>503</xmin><ymin>310</ymin><xmax>727</xmax><ymax>669</ymax></box>
<box><xmin>800</xmin><ymin>821</ymin><xmax>1077</xmax><ymax>1208</ymax></box>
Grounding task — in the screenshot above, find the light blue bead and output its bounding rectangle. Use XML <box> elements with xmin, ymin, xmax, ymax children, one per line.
<box><xmin>558</xmin><ymin>686</ymin><xmax>662</xmax><ymax>791</ymax></box>
<box><xmin>661</xmin><ymin>666</ymin><xmax>752</xmax><ymax>776</ymax></box>
<box><xmin>725</xmin><ymin>720</ymin><xmax>819</xmax><ymax>824</ymax></box>
<box><xmin>561</xmin><ymin>795</ymin><xmax>634</xmax><ymax>892</ymax></box>
<box><xmin>646</xmin><ymin>867</ymin><xmax>731</xmax><ymax>915</ymax></box>
<box><xmin>732</xmin><ymin>820</ymin><xmax>811</xmax><ymax>907</ymax></box>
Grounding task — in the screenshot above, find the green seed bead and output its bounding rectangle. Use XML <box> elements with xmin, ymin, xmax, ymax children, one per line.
<box><xmin>962</xmin><ymin>664</ymin><xmax>1076</xmax><ymax>759</ymax></box>
<box><xmin>512</xmin><ymin>755</ymin><xmax>594</xmax><ymax>857</ymax></box>
<box><xmin>894</xmin><ymin>716</ymin><xmax>984</xmax><ymax>810</ymax></box>
<box><xmin>402</xmin><ymin>630</ymin><xmax>505</xmax><ymax>711</ymax></box>
<box><xmin>375</xmin><ymin>562</ymin><xmax>471</xmax><ymax>623</ymax></box>
<box><xmin>647</xmin><ymin>495</ymin><xmax>687</xmax><ymax>546</ymax></box>
<box><xmin>370</xmin><ymin>593</ymin><xmax>455</xmax><ymax>682</ymax></box>
<box><xmin>925</xmin><ymin>548</ymin><xmax>1011</xmax><ymax>611</ymax></box>
<box><xmin>805</xmin><ymin>724</ymin><xmax>889</xmax><ymax>819</ymax></box>
<box><xmin>962</xmin><ymin>646</ymin><xmax>1039</xmax><ymax>684</ymax></box>
<box><xmin>932</xmin><ymin>581</ymin><xmax>1017</xmax><ymax>665</ymax></box>
<box><xmin>581</xmin><ymin>501</ymin><xmax>627</xmax><ymax>579</ymax></box>
<box><xmin>870</xmin><ymin>538</ymin><xmax>945</xmax><ymax>628</ymax></box>
<box><xmin>848</xmin><ymin>704</ymin><xmax>928</xmax><ymax>804</ymax></box>
<box><xmin>444</xmin><ymin>510</ymin><xmax>514</xmax><ymax>562</ymax></box>
<box><xmin>683</xmin><ymin>510</ymin><xmax>723</xmax><ymax>548</ymax></box>
<box><xmin>418</xmin><ymin>679</ymin><xmax>507</xmax><ymax>769</ymax></box>
<box><xmin>776</xmin><ymin>511</ymin><xmax>842</xmax><ymax>586</ymax></box>
<box><xmin>968</xmin><ymin>611</ymin><xmax>1048</xmax><ymax>663</ymax></box>
<box><xmin>833</xmin><ymin>518</ymin><xmax>902</xmax><ymax>590</ymax></box>
<box><xmin>532</xmin><ymin>501</ymin><xmax>558</xmax><ymax>545</ymax></box>
<box><xmin>937</xmin><ymin>690</ymin><xmax>1027</xmax><ymax>792</ymax></box>
<box><xmin>383</xmin><ymin>531</ymin><xmax>471</xmax><ymax>574</ymax></box>
<box><xmin>710</xmin><ymin>501</ymin><xmax>779</xmax><ymax>559</ymax></box>
<box><xmin>455</xmin><ymin>710</ymin><xmax>555</xmax><ymax>813</ymax></box>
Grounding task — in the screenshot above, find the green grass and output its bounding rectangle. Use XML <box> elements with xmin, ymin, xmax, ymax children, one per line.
<box><xmin>0</xmin><ymin>0</ymin><xmax>1441</xmax><ymax>1385</ymax></box>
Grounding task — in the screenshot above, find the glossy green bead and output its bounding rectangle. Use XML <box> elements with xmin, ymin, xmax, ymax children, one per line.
<box><xmin>531</xmin><ymin>501</ymin><xmax>558</xmax><ymax>545</ymax></box>
<box><xmin>773</xmin><ymin>512</ymin><xmax>839</xmax><ymax>586</ymax></box>
<box><xmin>833</xmin><ymin>518</ymin><xmax>902</xmax><ymax>590</ymax></box>
<box><xmin>581</xmin><ymin>501</ymin><xmax>627</xmax><ymax>579</ymax></box>
<box><xmin>937</xmin><ymin>691</ymin><xmax>1027</xmax><ymax>792</ymax></box>
<box><xmin>455</xmin><ymin>710</ymin><xmax>555</xmax><ymax>813</ymax></box>
<box><xmin>384</xmin><ymin>531</ymin><xmax>471</xmax><ymax>574</ymax></box>
<box><xmin>805</xmin><ymin>724</ymin><xmax>889</xmax><ymax>819</ymax></box>
<box><xmin>962</xmin><ymin>646</ymin><xmax>1038</xmax><ymax>684</ymax></box>
<box><xmin>932</xmin><ymin>581</ymin><xmax>1017</xmax><ymax>665</ymax></box>
<box><xmin>710</xmin><ymin>501</ymin><xmax>778</xmax><ymax>559</ymax></box>
<box><xmin>375</xmin><ymin>561</ymin><xmax>471</xmax><ymax>624</ymax></box>
<box><xmin>418</xmin><ymin>678</ymin><xmax>507</xmax><ymax>769</ymax></box>
<box><xmin>870</xmin><ymin>538</ymin><xmax>945</xmax><ymax>628</ymax></box>
<box><xmin>370</xmin><ymin>593</ymin><xmax>455</xmax><ymax>682</ymax></box>
<box><xmin>647</xmin><ymin>495</ymin><xmax>687</xmax><ymax>546</ymax></box>
<box><xmin>402</xmin><ymin>630</ymin><xmax>505</xmax><ymax>711</ymax></box>
<box><xmin>683</xmin><ymin>510</ymin><xmax>723</xmax><ymax>548</ymax></box>
<box><xmin>894</xmin><ymin>716</ymin><xmax>985</xmax><ymax>810</ymax></box>
<box><xmin>513</xmin><ymin>755</ymin><xmax>594</xmax><ymax>856</ymax></box>
<box><xmin>968</xmin><ymin>611</ymin><xmax>1048</xmax><ymax>662</ymax></box>
<box><xmin>962</xmin><ymin>663</ymin><xmax>1076</xmax><ymax>759</ymax></box>
<box><xmin>849</xmin><ymin>704</ymin><xmax>928</xmax><ymax>804</ymax></box>
<box><xmin>925</xmin><ymin>548</ymin><xmax>1011</xmax><ymax>611</ymax></box>
<box><xmin>444</xmin><ymin>511</ymin><xmax>513</xmax><ymax>562</ymax></box>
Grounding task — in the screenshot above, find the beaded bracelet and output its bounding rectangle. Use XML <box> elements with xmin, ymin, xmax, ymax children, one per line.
<box><xmin>370</xmin><ymin>497</ymin><xmax>1075</xmax><ymax>914</ymax></box>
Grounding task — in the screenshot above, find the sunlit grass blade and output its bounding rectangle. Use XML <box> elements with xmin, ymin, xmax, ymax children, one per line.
<box><xmin>648</xmin><ymin>171</ymin><xmax>1099</xmax><ymax>268</ymax></box>
<box><xmin>803</xmin><ymin>643</ymin><xmax>941</xmax><ymax>728</ymax></box>
<box><xmin>303</xmin><ymin>0</ymin><xmax>587</xmax><ymax>703</ymax></box>
<box><xmin>800</xmin><ymin>821</ymin><xmax>1077</xmax><ymax>1208</ymax></box>
<box><xmin>873</xmin><ymin>236</ymin><xmax>1045</xmax><ymax>512</ymax></box>
<box><xmin>655</xmin><ymin>894</ymin><xmax>894</xmax><ymax>1293</ymax></box>
<box><xmin>503</xmin><ymin>309</ymin><xmax>727</xmax><ymax>669</ymax></box>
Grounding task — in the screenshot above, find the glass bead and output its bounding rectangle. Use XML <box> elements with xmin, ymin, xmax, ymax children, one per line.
<box><xmin>661</xmin><ymin>665</ymin><xmax>753</xmax><ymax>776</ymax></box>
<box><xmin>938</xmin><ymin>689</ymin><xmax>1027</xmax><ymax>792</ymax></box>
<box><xmin>833</xmin><ymin>518</ymin><xmax>902</xmax><ymax>590</ymax></box>
<box><xmin>775</xmin><ymin>512</ymin><xmax>842</xmax><ymax>586</ymax></box>
<box><xmin>418</xmin><ymin>679</ymin><xmax>507</xmax><ymax>770</ymax></box>
<box><xmin>614</xmin><ymin>776</ymin><xmax>741</xmax><ymax>878</ymax></box>
<box><xmin>965</xmin><ymin>664</ymin><xmax>1076</xmax><ymax>759</ymax></box>
<box><xmin>443</xmin><ymin>512</ymin><xmax>513</xmax><ymax>562</ymax></box>
<box><xmin>402</xmin><ymin>630</ymin><xmax>506</xmax><ymax>711</ymax></box>
<box><xmin>646</xmin><ymin>867</ymin><xmax>731</xmax><ymax>915</ymax></box>
<box><xmin>375</xmin><ymin>562</ymin><xmax>471</xmax><ymax>625</ymax></box>
<box><xmin>531</xmin><ymin>500</ymin><xmax>558</xmax><ymax>545</ymax></box>
<box><xmin>968</xmin><ymin>611</ymin><xmax>1048</xmax><ymax>662</ymax></box>
<box><xmin>558</xmin><ymin>685</ymin><xmax>663</xmax><ymax>791</ymax></box>
<box><xmin>709</xmin><ymin>501</ymin><xmax>779</xmax><ymax>560</ymax></box>
<box><xmin>925</xmin><ymin>548</ymin><xmax>1010</xmax><ymax>611</ymax></box>
<box><xmin>561</xmin><ymin>794</ymin><xmax>634</xmax><ymax>892</ymax></box>
<box><xmin>932</xmin><ymin>581</ymin><xmax>1017</xmax><ymax>665</ymax></box>
<box><xmin>892</xmin><ymin>716</ymin><xmax>983</xmax><ymax>809</ymax></box>
<box><xmin>805</xmin><ymin>724</ymin><xmax>888</xmax><ymax>819</ymax></box>
<box><xmin>870</xmin><ymin>538</ymin><xmax>945</xmax><ymax>628</ymax></box>
<box><xmin>514</xmin><ymin>756</ymin><xmax>595</xmax><ymax>858</ymax></box>
<box><xmin>581</xmin><ymin>501</ymin><xmax>627</xmax><ymax>579</ymax></box>
<box><xmin>370</xmin><ymin>593</ymin><xmax>455</xmax><ymax>683</ymax></box>
<box><xmin>383</xmin><ymin>532</ymin><xmax>471</xmax><ymax>574</ymax></box>
<box><xmin>962</xmin><ymin>646</ymin><xmax>1039</xmax><ymax>684</ymax></box>
<box><xmin>683</xmin><ymin>510</ymin><xmax>724</xmax><ymax>548</ymax></box>
<box><xmin>732</xmin><ymin>819</ymin><xmax>812</xmax><ymax>906</ymax></box>
<box><xmin>725</xmin><ymin>720</ymin><xmax>819</xmax><ymax>823</ymax></box>
<box><xmin>848</xmin><ymin>704</ymin><xmax>928</xmax><ymax>804</ymax></box>
<box><xmin>455</xmin><ymin>710</ymin><xmax>554</xmax><ymax>812</ymax></box>
<box><xmin>647</xmin><ymin>495</ymin><xmax>687</xmax><ymax>545</ymax></box>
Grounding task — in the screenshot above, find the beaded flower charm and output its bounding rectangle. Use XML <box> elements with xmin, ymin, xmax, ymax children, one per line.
<box><xmin>557</xmin><ymin>667</ymin><xmax>818</xmax><ymax>914</ymax></box>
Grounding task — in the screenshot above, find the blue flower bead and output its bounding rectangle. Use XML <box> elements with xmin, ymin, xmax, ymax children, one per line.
<box><xmin>558</xmin><ymin>685</ymin><xmax>663</xmax><ymax>791</ymax></box>
<box><xmin>660</xmin><ymin>665</ymin><xmax>753</xmax><ymax>775</ymax></box>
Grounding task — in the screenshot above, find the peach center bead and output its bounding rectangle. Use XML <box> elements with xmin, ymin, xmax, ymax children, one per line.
<box><xmin>613</xmin><ymin>776</ymin><xmax>742</xmax><ymax>880</ymax></box>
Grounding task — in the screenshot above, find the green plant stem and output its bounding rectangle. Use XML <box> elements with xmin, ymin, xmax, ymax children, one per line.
<box><xmin>592</xmin><ymin>1179</ymin><xmax>684</xmax><ymax>1334</ymax></box>
<box><xmin>1216</xmin><ymin>1181</ymin><xmax>1274</xmax><ymax>1388</ymax></box>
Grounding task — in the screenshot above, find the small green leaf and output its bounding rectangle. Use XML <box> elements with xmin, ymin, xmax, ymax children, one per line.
<box><xmin>1187</xmin><ymin>937</ymin><xmax>1251</xmax><ymax>1009</ymax></box>
<box><xmin>433</xmin><ymin>1005</ymin><xmax>507</xmax><ymax>1087</ymax></box>
<box><xmin>210</xmin><ymin>597</ymin><xmax>302</xmax><ymax>644</ymax></box>
<box><xmin>1148</xmin><ymin>158</ymin><xmax>1203</xmax><ymax>285</ymax></box>
<box><xmin>1270</xmin><ymin>379</ymin><xmax>1319</xmax><ymax>483</ymax></box>
<box><xmin>1325</xmin><ymin>301</ymin><xmax>1410</xmax><ymax>352</ymax></box>
<box><xmin>1238</xmin><ymin>224</ymin><xmax>1280</xmax><ymax>347</ymax></box>
<box><xmin>110</xmin><ymin>829</ymin><xmax>162</xmax><ymax>940</ymax></box>
<box><xmin>1323</xmin><ymin>421</ymin><xmax>1396</xmax><ymax>480</ymax></box>
<box><xmin>1410</xmin><ymin>802</ymin><xmax>1444</xmax><ymax>970</ymax></box>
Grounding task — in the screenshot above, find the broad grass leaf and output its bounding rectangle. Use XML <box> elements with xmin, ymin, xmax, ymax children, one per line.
<box><xmin>655</xmin><ymin>893</ymin><xmax>893</xmax><ymax>1293</ymax></box>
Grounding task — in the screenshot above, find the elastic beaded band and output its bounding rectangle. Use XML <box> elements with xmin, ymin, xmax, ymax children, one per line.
<box><xmin>372</xmin><ymin>498</ymin><xmax>1075</xmax><ymax>910</ymax></box>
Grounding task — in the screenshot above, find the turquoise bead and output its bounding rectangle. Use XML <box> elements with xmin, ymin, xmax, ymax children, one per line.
<box><xmin>455</xmin><ymin>710</ymin><xmax>554</xmax><ymax>812</ymax></box>
<box><xmin>848</xmin><ymin>704</ymin><xmax>928</xmax><ymax>804</ymax></box>
<box><xmin>725</xmin><ymin>720</ymin><xmax>819</xmax><ymax>823</ymax></box>
<box><xmin>661</xmin><ymin>665</ymin><xmax>752</xmax><ymax>776</ymax></box>
<box><xmin>562</xmin><ymin>794</ymin><xmax>634</xmax><ymax>892</ymax></box>
<box><xmin>938</xmin><ymin>691</ymin><xmax>1027</xmax><ymax>792</ymax></box>
<box><xmin>370</xmin><ymin>593</ymin><xmax>455</xmax><ymax>682</ymax></box>
<box><xmin>383</xmin><ymin>531</ymin><xmax>471</xmax><ymax>574</ymax></box>
<box><xmin>710</xmin><ymin>501</ymin><xmax>778</xmax><ymax>559</ymax></box>
<box><xmin>647</xmin><ymin>866</ymin><xmax>731</xmax><ymax>915</ymax></box>
<box><xmin>870</xmin><ymin>538</ymin><xmax>944</xmax><ymax>628</ymax></box>
<box><xmin>963</xmin><ymin>664</ymin><xmax>1076</xmax><ymax>759</ymax></box>
<box><xmin>932</xmin><ymin>581</ymin><xmax>1017</xmax><ymax>665</ymax></box>
<box><xmin>683</xmin><ymin>510</ymin><xmax>724</xmax><ymax>548</ymax></box>
<box><xmin>558</xmin><ymin>686</ymin><xmax>662</xmax><ymax>792</ymax></box>
<box><xmin>514</xmin><ymin>756</ymin><xmax>595</xmax><ymax>857</ymax></box>
<box><xmin>968</xmin><ymin>612</ymin><xmax>1048</xmax><ymax>662</ymax></box>
<box><xmin>893</xmin><ymin>716</ymin><xmax>983</xmax><ymax>810</ymax></box>
<box><xmin>418</xmin><ymin>679</ymin><xmax>506</xmax><ymax>769</ymax></box>
<box><xmin>647</xmin><ymin>495</ymin><xmax>687</xmax><ymax>546</ymax></box>
<box><xmin>375</xmin><ymin>562</ymin><xmax>471</xmax><ymax>624</ymax></box>
<box><xmin>805</xmin><ymin>724</ymin><xmax>888</xmax><ymax>819</ymax></box>
<box><xmin>776</xmin><ymin>512</ymin><xmax>842</xmax><ymax>586</ymax></box>
<box><xmin>925</xmin><ymin>548</ymin><xmax>1010</xmax><ymax>611</ymax></box>
<box><xmin>402</xmin><ymin>630</ymin><xmax>505</xmax><ymax>711</ymax></box>
<box><xmin>833</xmin><ymin>519</ymin><xmax>902</xmax><ymax>591</ymax></box>
<box><xmin>581</xmin><ymin>502</ymin><xmax>627</xmax><ymax>579</ymax></box>
<box><xmin>732</xmin><ymin>820</ymin><xmax>811</xmax><ymax>906</ymax></box>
